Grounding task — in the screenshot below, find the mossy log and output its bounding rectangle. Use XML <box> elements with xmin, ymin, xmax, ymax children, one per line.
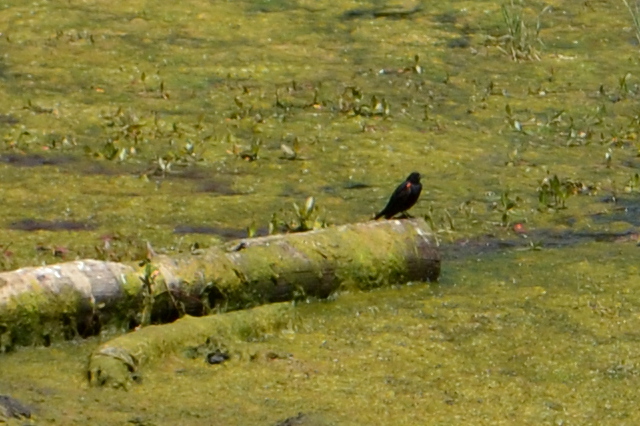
<box><xmin>88</xmin><ymin>302</ymin><xmax>296</xmax><ymax>388</ymax></box>
<box><xmin>0</xmin><ymin>260</ymin><xmax>138</xmax><ymax>348</ymax></box>
<box><xmin>153</xmin><ymin>217</ymin><xmax>439</xmax><ymax>312</ymax></box>
<box><xmin>0</xmin><ymin>218</ymin><xmax>439</xmax><ymax>349</ymax></box>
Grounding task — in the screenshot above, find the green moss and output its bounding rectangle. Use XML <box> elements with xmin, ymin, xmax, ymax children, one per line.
<box><xmin>0</xmin><ymin>269</ymin><xmax>150</xmax><ymax>350</ymax></box>
<box><xmin>88</xmin><ymin>302</ymin><xmax>297</xmax><ymax>387</ymax></box>
<box><xmin>0</xmin><ymin>283</ymin><xmax>86</xmax><ymax>348</ymax></box>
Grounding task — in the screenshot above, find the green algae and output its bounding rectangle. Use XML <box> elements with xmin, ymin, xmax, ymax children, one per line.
<box><xmin>0</xmin><ymin>0</ymin><xmax>639</xmax><ymax>268</ymax></box>
<box><xmin>2</xmin><ymin>242</ymin><xmax>640</xmax><ymax>424</ymax></box>
<box><xmin>1</xmin><ymin>0</ymin><xmax>640</xmax><ymax>423</ymax></box>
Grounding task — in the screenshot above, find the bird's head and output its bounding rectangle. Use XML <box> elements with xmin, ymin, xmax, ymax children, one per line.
<box><xmin>407</xmin><ymin>172</ymin><xmax>421</xmax><ymax>184</ymax></box>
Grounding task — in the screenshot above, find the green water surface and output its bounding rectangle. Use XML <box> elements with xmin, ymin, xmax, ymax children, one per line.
<box><xmin>2</xmin><ymin>0</ymin><xmax>640</xmax><ymax>424</ymax></box>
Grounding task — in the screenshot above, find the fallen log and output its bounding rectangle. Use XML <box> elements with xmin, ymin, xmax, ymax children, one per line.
<box><xmin>87</xmin><ymin>302</ymin><xmax>296</xmax><ymax>388</ymax></box>
<box><xmin>0</xmin><ymin>260</ymin><xmax>137</xmax><ymax>349</ymax></box>
<box><xmin>0</xmin><ymin>219</ymin><xmax>440</xmax><ymax>350</ymax></box>
<box><xmin>156</xmin><ymin>217</ymin><xmax>440</xmax><ymax>311</ymax></box>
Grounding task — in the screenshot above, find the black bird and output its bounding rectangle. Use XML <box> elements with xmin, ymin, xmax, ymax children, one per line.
<box><xmin>374</xmin><ymin>172</ymin><xmax>422</xmax><ymax>220</ymax></box>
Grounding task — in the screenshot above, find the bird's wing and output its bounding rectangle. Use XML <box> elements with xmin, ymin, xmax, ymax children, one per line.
<box><xmin>392</xmin><ymin>181</ymin><xmax>413</xmax><ymax>200</ymax></box>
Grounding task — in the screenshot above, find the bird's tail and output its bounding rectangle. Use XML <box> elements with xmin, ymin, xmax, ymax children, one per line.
<box><xmin>373</xmin><ymin>212</ymin><xmax>383</xmax><ymax>220</ymax></box>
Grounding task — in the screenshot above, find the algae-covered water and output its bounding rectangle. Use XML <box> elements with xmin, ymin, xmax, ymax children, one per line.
<box><xmin>3</xmin><ymin>244</ymin><xmax>640</xmax><ymax>424</ymax></box>
<box><xmin>2</xmin><ymin>0</ymin><xmax>640</xmax><ymax>424</ymax></box>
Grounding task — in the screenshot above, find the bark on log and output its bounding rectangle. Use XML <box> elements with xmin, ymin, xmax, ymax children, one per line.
<box><xmin>0</xmin><ymin>218</ymin><xmax>439</xmax><ymax>350</ymax></box>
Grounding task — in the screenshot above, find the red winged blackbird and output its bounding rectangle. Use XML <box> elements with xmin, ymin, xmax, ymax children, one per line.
<box><xmin>374</xmin><ymin>172</ymin><xmax>422</xmax><ymax>220</ymax></box>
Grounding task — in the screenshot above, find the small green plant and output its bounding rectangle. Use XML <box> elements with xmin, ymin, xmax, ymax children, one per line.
<box><xmin>605</xmin><ymin>148</ymin><xmax>613</xmax><ymax>168</ymax></box>
<box><xmin>247</xmin><ymin>220</ymin><xmax>258</xmax><ymax>238</ymax></box>
<box><xmin>423</xmin><ymin>205</ymin><xmax>437</xmax><ymax>231</ymax></box>
<box><xmin>625</xmin><ymin>172</ymin><xmax>640</xmax><ymax>192</ymax></box>
<box><xmin>270</xmin><ymin>197</ymin><xmax>326</xmax><ymax>233</ymax></box>
<box><xmin>241</xmin><ymin>139</ymin><xmax>262</xmax><ymax>161</ymax></box>
<box><xmin>339</xmin><ymin>86</ymin><xmax>363</xmax><ymax>113</ymax></box>
<box><xmin>619</xmin><ymin>72</ymin><xmax>632</xmax><ymax>93</ymax></box>
<box><xmin>622</xmin><ymin>0</ymin><xmax>640</xmax><ymax>46</ymax></box>
<box><xmin>505</xmin><ymin>104</ymin><xmax>528</xmax><ymax>134</ymax></box>
<box><xmin>139</xmin><ymin>262</ymin><xmax>159</xmax><ymax>326</ymax></box>
<box><xmin>407</xmin><ymin>54</ymin><xmax>423</xmax><ymax>74</ymax></box>
<box><xmin>289</xmin><ymin>196</ymin><xmax>322</xmax><ymax>232</ymax></box>
<box><xmin>43</xmin><ymin>133</ymin><xmax>76</xmax><ymax>150</ymax></box>
<box><xmin>280</xmin><ymin>137</ymin><xmax>301</xmax><ymax>160</ymax></box>
<box><xmin>3</xmin><ymin>126</ymin><xmax>38</xmax><ymax>151</ymax></box>
<box><xmin>142</xmin><ymin>140</ymin><xmax>205</xmax><ymax>177</ymax></box>
<box><xmin>102</xmin><ymin>107</ymin><xmax>147</xmax><ymax>145</ymax></box>
<box><xmin>229</xmin><ymin>138</ymin><xmax>262</xmax><ymax>161</ymax></box>
<box><xmin>497</xmin><ymin>191</ymin><xmax>518</xmax><ymax>226</ymax></box>
<box><xmin>354</xmin><ymin>95</ymin><xmax>390</xmax><ymax>117</ymax></box>
<box><xmin>229</xmin><ymin>96</ymin><xmax>254</xmax><ymax>119</ymax></box>
<box><xmin>422</xmin><ymin>205</ymin><xmax>457</xmax><ymax>241</ymax></box>
<box><xmin>526</xmin><ymin>240</ymin><xmax>544</xmax><ymax>251</ymax></box>
<box><xmin>151</xmin><ymin>155</ymin><xmax>173</xmax><ymax>176</ymax></box>
<box><xmin>489</xmin><ymin>3</ymin><xmax>549</xmax><ymax>61</ymax></box>
<box><xmin>338</xmin><ymin>87</ymin><xmax>390</xmax><ymax>117</ymax></box>
<box><xmin>0</xmin><ymin>243</ymin><xmax>16</xmax><ymax>271</ymax></box>
<box><xmin>538</xmin><ymin>174</ymin><xmax>573</xmax><ymax>209</ymax></box>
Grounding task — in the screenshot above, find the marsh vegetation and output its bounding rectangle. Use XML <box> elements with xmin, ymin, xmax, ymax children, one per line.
<box><xmin>2</xmin><ymin>0</ymin><xmax>640</xmax><ymax>424</ymax></box>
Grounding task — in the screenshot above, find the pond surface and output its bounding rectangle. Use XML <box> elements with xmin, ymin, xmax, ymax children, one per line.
<box><xmin>2</xmin><ymin>243</ymin><xmax>640</xmax><ymax>424</ymax></box>
<box><xmin>2</xmin><ymin>0</ymin><xmax>640</xmax><ymax>423</ymax></box>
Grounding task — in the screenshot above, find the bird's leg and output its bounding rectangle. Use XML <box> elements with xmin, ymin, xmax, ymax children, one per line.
<box><xmin>398</xmin><ymin>211</ymin><xmax>413</xmax><ymax>219</ymax></box>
